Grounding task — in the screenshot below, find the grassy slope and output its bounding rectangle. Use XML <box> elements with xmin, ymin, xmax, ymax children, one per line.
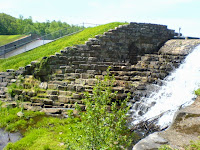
<box><xmin>0</xmin><ymin>22</ymin><xmax>127</xmax><ymax>72</ymax></box>
<box><xmin>0</xmin><ymin>35</ymin><xmax>26</xmax><ymax>46</ymax></box>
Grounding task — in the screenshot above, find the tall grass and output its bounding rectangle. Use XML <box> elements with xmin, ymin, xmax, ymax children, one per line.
<box><xmin>0</xmin><ymin>22</ymin><xmax>128</xmax><ymax>72</ymax></box>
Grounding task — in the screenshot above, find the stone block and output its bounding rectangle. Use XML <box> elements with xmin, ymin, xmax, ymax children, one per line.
<box><xmin>79</xmin><ymin>64</ymin><xmax>91</xmax><ymax>70</ymax></box>
<box><xmin>86</xmin><ymin>79</ymin><xmax>97</xmax><ymax>86</ymax></box>
<box><xmin>47</xmin><ymin>90</ymin><xmax>58</xmax><ymax>95</ymax></box>
<box><xmin>72</xmin><ymin>93</ymin><xmax>81</xmax><ymax>99</ymax></box>
<box><xmin>41</xmin><ymin>108</ymin><xmax>62</xmax><ymax>114</ymax></box>
<box><xmin>43</xmin><ymin>99</ymin><xmax>53</xmax><ymax>105</ymax></box>
<box><xmin>76</xmin><ymin>85</ymin><xmax>85</xmax><ymax>92</ymax></box>
<box><xmin>48</xmin><ymin>84</ymin><xmax>58</xmax><ymax>90</ymax></box>
<box><xmin>58</xmin><ymin>85</ymin><xmax>68</xmax><ymax>90</ymax></box>
<box><xmin>49</xmin><ymin>95</ymin><xmax>58</xmax><ymax>101</ymax></box>
<box><xmin>75</xmin><ymin>69</ymin><xmax>84</xmax><ymax>73</ymax></box>
<box><xmin>81</xmin><ymin>73</ymin><xmax>95</xmax><ymax>79</ymax></box>
<box><xmin>67</xmin><ymin>84</ymin><xmax>76</xmax><ymax>91</ymax></box>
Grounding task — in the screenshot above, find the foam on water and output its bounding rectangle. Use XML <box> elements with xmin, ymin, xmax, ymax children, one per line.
<box><xmin>131</xmin><ymin>45</ymin><xmax>200</xmax><ymax>128</ymax></box>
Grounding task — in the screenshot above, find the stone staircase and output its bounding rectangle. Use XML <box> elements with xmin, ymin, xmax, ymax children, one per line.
<box><xmin>0</xmin><ymin>44</ymin><xmax>188</xmax><ymax>116</ymax></box>
<box><xmin>17</xmin><ymin>50</ymin><xmax>186</xmax><ymax>115</ymax></box>
<box><xmin>3</xmin><ymin>23</ymin><xmax>197</xmax><ymax>116</ymax></box>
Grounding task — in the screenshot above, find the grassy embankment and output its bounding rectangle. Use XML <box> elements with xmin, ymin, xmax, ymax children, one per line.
<box><xmin>0</xmin><ymin>35</ymin><xmax>26</xmax><ymax>46</ymax></box>
<box><xmin>0</xmin><ymin>22</ymin><xmax>128</xmax><ymax>72</ymax></box>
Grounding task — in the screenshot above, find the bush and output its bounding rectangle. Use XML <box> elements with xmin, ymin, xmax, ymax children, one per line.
<box><xmin>66</xmin><ymin>68</ymin><xmax>134</xmax><ymax>149</ymax></box>
<box><xmin>195</xmin><ymin>88</ymin><xmax>200</xmax><ymax>96</ymax></box>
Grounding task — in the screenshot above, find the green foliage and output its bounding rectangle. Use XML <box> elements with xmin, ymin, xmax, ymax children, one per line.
<box><xmin>0</xmin><ymin>35</ymin><xmax>26</xmax><ymax>46</ymax></box>
<box><xmin>159</xmin><ymin>145</ymin><xmax>173</xmax><ymax>150</ymax></box>
<box><xmin>0</xmin><ymin>13</ymin><xmax>18</xmax><ymax>35</ymax></box>
<box><xmin>0</xmin><ymin>13</ymin><xmax>82</xmax><ymax>36</ymax></box>
<box><xmin>195</xmin><ymin>88</ymin><xmax>200</xmax><ymax>96</ymax></box>
<box><xmin>7</xmin><ymin>75</ymin><xmax>24</xmax><ymax>97</ymax></box>
<box><xmin>186</xmin><ymin>137</ymin><xmax>200</xmax><ymax>150</ymax></box>
<box><xmin>0</xmin><ymin>22</ymin><xmax>127</xmax><ymax>72</ymax></box>
<box><xmin>0</xmin><ymin>104</ymin><xmax>44</xmax><ymax>132</ymax></box>
<box><xmin>66</xmin><ymin>68</ymin><xmax>134</xmax><ymax>149</ymax></box>
<box><xmin>5</xmin><ymin>116</ymin><xmax>78</xmax><ymax>150</ymax></box>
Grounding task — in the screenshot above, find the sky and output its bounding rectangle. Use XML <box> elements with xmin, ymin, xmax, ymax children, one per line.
<box><xmin>0</xmin><ymin>0</ymin><xmax>200</xmax><ymax>37</ymax></box>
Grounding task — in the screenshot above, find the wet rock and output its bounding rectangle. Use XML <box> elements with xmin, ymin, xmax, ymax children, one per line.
<box><xmin>0</xmin><ymin>129</ymin><xmax>21</xmax><ymax>150</ymax></box>
<box><xmin>132</xmin><ymin>132</ymin><xmax>168</xmax><ymax>150</ymax></box>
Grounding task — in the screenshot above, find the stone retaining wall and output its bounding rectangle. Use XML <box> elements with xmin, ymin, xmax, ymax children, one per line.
<box><xmin>2</xmin><ymin>23</ymin><xmax>197</xmax><ymax>115</ymax></box>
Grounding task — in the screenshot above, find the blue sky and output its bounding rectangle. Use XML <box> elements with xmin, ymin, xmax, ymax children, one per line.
<box><xmin>0</xmin><ymin>0</ymin><xmax>200</xmax><ymax>37</ymax></box>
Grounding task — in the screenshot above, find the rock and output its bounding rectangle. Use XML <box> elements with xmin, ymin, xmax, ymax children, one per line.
<box><xmin>17</xmin><ymin>111</ymin><xmax>24</xmax><ymax>117</ymax></box>
<box><xmin>39</xmin><ymin>82</ymin><xmax>48</xmax><ymax>90</ymax></box>
<box><xmin>158</xmin><ymin>96</ymin><xmax>200</xmax><ymax>149</ymax></box>
<box><xmin>41</xmin><ymin>108</ymin><xmax>62</xmax><ymax>114</ymax></box>
<box><xmin>132</xmin><ymin>132</ymin><xmax>168</xmax><ymax>150</ymax></box>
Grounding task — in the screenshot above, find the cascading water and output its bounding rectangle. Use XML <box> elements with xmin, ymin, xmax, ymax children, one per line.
<box><xmin>130</xmin><ymin>45</ymin><xmax>200</xmax><ymax>129</ymax></box>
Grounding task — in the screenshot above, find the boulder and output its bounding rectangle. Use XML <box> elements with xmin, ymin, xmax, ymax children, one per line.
<box><xmin>132</xmin><ymin>132</ymin><xmax>168</xmax><ymax>150</ymax></box>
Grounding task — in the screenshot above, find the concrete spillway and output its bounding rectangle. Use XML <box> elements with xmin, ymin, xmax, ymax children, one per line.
<box><xmin>0</xmin><ymin>40</ymin><xmax>52</xmax><ymax>58</ymax></box>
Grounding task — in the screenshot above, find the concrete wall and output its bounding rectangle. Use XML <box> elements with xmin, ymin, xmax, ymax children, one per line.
<box><xmin>0</xmin><ymin>34</ymin><xmax>36</xmax><ymax>56</ymax></box>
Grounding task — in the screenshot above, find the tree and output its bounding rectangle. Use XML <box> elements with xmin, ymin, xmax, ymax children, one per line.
<box><xmin>0</xmin><ymin>13</ymin><xmax>82</xmax><ymax>36</ymax></box>
<box><xmin>0</xmin><ymin>13</ymin><xmax>17</xmax><ymax>35</ymax></box>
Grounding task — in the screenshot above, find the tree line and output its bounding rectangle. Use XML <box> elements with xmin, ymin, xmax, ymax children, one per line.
<box><xmin>0</xmin><ymin>13</ymin><xmax>83</xmax><ymax>36</ymax></box>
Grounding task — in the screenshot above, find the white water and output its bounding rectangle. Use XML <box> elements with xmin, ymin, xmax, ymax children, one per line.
<box><xmin>131</xmin><ymin>45</ymin><xmax>200</xmax><ymax>129</ymax></box>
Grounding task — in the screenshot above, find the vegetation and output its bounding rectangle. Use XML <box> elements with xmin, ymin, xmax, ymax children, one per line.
<box><xmin>0</xmin><ymin>22</ymin><xmax>127</xmax><ymax>72</ymax></box>
<box><xmin>66</xmin><ymin>68</ymin><xmax>134</xmax><ymax>149</ymax></box>
<box><xmin>186</xmin><ymin>138</ymin><xmax>200</xmax><ymax>150</ymax></box>
<box><xmin>195</xmin><ymin>88</ymin><xmax>200</xmax><ymax>96</ymax></box>
<box><xmin>0</xmin><ymin>101</ymin><xmax>45</xmax><ymax>132</ymax></box>
<box><xmin>2</xmin><ymin>70</ymin><xmax>134</xmax><ymax>149</ymax></box>
<box><xmin>0</xmin><ymin>13</ymin><xmax>81</xmax><ymax>36</ymax></box>
<box><xmin>0</xmin><ymin>35</ymin><xmax>26</xmax><ymax>46</ymax></box>
<box><xmin>159</xmin><ymin>140</ymin><xmax>200</xmax><ymax>150</ymax></box>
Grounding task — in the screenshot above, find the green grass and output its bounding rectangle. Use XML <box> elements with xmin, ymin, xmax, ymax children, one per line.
<box><xmin>0</xmin><ymin>35</ymin><xmax>26</xmax><ymax>46</ymax></box>
<box><xmin>0</xmin><ymin>22</ymin><xmax>128</xmax><ymax>72</ymax></box>
<box><xmin>0</xmin><ymin>101</ymin><xmax>80</xmax><ymax>150</ymax></box>
<box><xmin>5</xmin><ymin>116</ymin><xmax>80</xmax><ymax>150</ymax></box>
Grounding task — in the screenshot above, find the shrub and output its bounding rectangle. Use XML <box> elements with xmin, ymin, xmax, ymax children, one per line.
<box><xmin>66</xmin><ymin>68</ymin><xmax>134</xmax><ymax>149</ymax></box>
<box><xmin>195</xmin><ymin>88</ymin><xmax>200</xmax><ymax>96</ymax></box>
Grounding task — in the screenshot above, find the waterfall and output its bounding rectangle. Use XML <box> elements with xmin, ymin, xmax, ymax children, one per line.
<box><xmin>130</xmin><ymin>45</ymin><xmax>200</xmax><ymax>129</ymax></box>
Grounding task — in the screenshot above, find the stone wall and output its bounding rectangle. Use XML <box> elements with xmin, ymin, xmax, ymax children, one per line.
<box><xmin>1</xmin><ymin>22</ymin><xmax>191</xmax><ymax>115</ymax></box>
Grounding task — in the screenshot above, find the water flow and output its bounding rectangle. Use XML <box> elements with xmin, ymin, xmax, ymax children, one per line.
<box><xmin>131</xmin><ymin>45</ymin><xmax>200</xmax><ymax>129</ymax></box>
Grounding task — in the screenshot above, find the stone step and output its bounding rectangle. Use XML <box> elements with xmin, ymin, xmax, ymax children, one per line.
<box><xmin>47</xmin><ymin>90</ymin><xmax>59</xmax><ymax>95</ymax></box>
<box><xmin>37</xmin><ymin>94</ymin><xmax>49</xmax><ymax>99</ymax></box>
<box><xmin>48</xmin><ymin>84</ymin><xmax>58</xmax><ymax>90</ymax></box>
<box><xmin>48</xmin><ymin>95</ymin><xmax>58</xmax><ymax>101</ymax></box>
<box><xmin>49</xmin><ymin>81</ymin><xmax>70</xmax><ymax>86</ymax></box>
<box><xmin>31</xmin><ymin>97</ymin><xmax>53</xmax><ymax>105</ymax></box>
<box><xmin>58</xmin><ymin>96</ymin><xmax>72</xmax><ymax>103</ymax></box>
<box><xmin>41</xmin><ymin>108</ymin><xmax>65</xmax><ymax>114</ymax></box>
<box><xmin>59</xmin><ymin>91</ymin><xmax>72</xmax><ymax>96</ymax></box>
<box><xmin>84</xmin><ymin>88</ymin><xmax>93</xmax><ymax>93</ymax></box>
<box><xmin>0</xmin><ymin>95</ymin><xmax>6</xmax><ymax>98</ymax></box>
<box><xmin>58</xmin><ymin>85</ymin><xmax>68</xmax><ymax>91</ymax></box>
<box><xmin>43</xmin><ymin>105</ymin><xmax>53</xmax><ymax>108</ymax></box>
